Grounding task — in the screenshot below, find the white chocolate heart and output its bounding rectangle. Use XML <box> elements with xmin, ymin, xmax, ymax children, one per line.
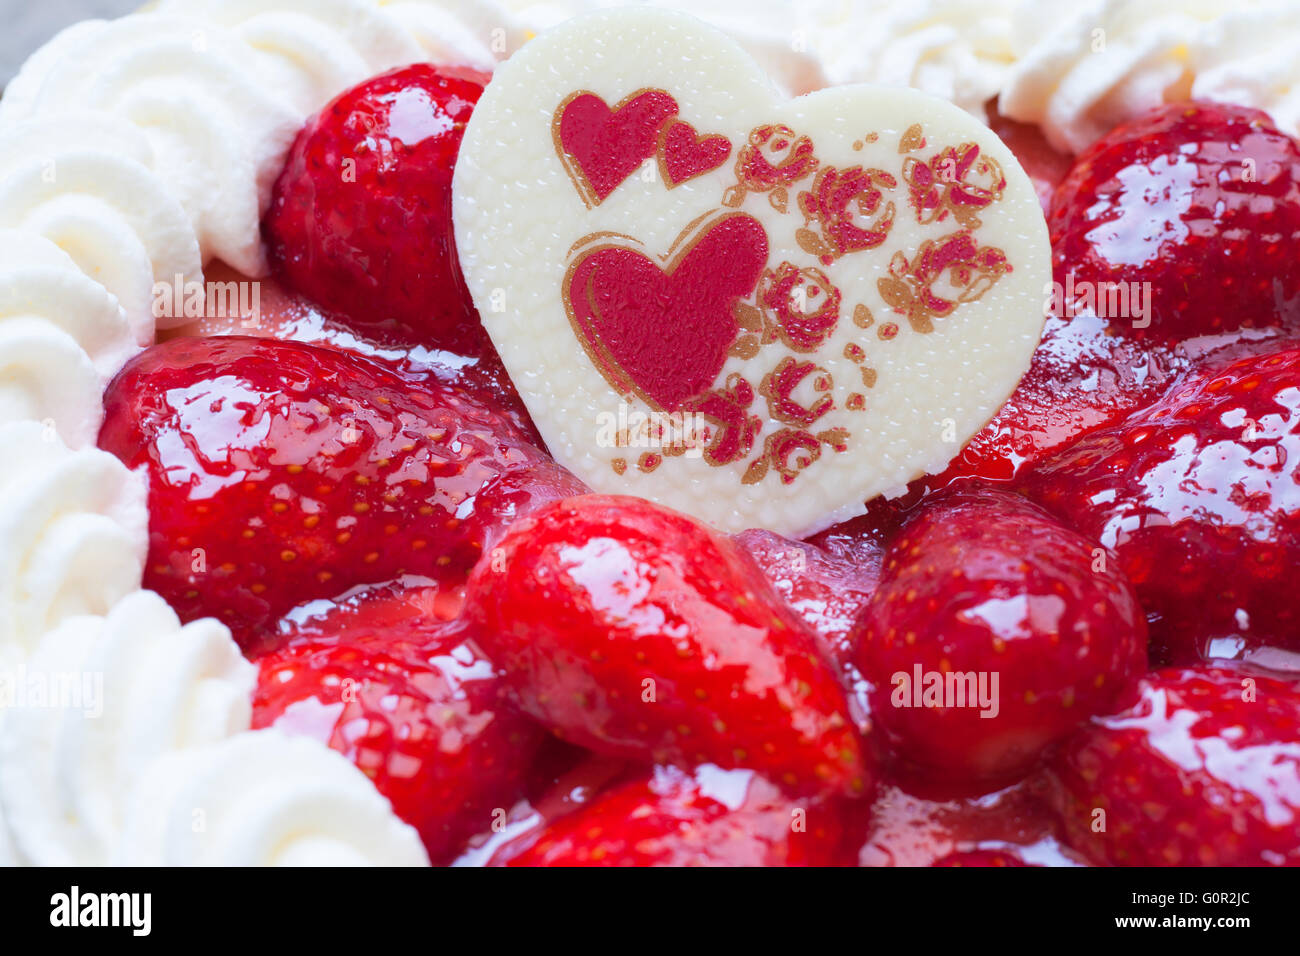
<box><xmin>453</xmin><ymin>8</ymin><xmax>1049</xmax><ymax>537</ymax></box>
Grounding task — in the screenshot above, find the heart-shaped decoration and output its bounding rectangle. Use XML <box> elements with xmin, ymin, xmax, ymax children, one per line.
<box><xmin>566</xmin><ymin>211</ymin><xmax>768</xmax><ymax>411</ymax></box>
<box><xmin>454</xmin><ymin>9</ymin><xmax>1049</xmax><ymax>536</ymax></box>
<box><xmin>659</xmin><ymin>119</ymin><xmax>732</xmax><ymax>187</ymax></box>
<box><xmin>555</xmin><ymin>89</ymin><xmax>680</xmax><ymax>206</ymax></box>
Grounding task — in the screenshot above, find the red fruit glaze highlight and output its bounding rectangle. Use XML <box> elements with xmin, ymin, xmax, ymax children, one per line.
<box><xmin>507</xmin><ymin>765</ymin><xmax>851</xmax><ymax>866</ymax></box>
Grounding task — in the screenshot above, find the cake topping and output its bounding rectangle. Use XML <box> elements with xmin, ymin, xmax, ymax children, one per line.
<box><xmin>454</xmin><ymin>8</ymin><xmax>1050</xmax><ymax>536</ymax></box>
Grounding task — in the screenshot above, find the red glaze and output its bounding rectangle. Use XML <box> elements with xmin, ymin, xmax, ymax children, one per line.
<box><xmin>507</xmin><ymin>765</ymin><xmax>853</xmax><ymax>866</ymax></box>
<box><xmin>854</xmin><ymin>487</ymin><xmax>1147</xmax><ymax>786</ymax></box>
<box><xmin>1050</xmin><ymin>102</ymin><xmax>1300</xmax><ymax>342</ymax></box>
<box><xmin>1051</xmin><ymin>666</ymin><xmax>1300</xmax><ymax>866</ymax></box>
<box><xmin>659</xmin><ymin>119</ymin><xmax>732</xmax><ymax>186</ymax></box>
<box><xmin>98</xmin><ymin>336</ymin><xmax>585</xmax><ymax>648</ymax></box>
<box><xmin>1024</xmin><ymin>347</ymin><xmax>1300</xmax><ymax>664</ymax></box>
<box><xmin>558</xmin><ymin>90</ymin><xmax>679</xmax><ymax>203</ymax></box>
<box><xmin>455</xmin><ymin>747</ymin><xmax>631</xmax><ymax>866</ymax></box>
<box><xmin>941</xmin><ymin>312</ymin><xmax>1186</xmax><ymax>484</ymax></box>
<box><xmin>859</xmin><ymin>777</ymin><xmax>1080</xmax><ymax>867</ymax></box>
<box><xmin>932</xmin><ymin>849</ymin><xmax>1034</xmax><ymax>867</ymax></box>
<box><xmin>806</xmin><ymin>494</ymin><xmax>911</xmax><ymax>563</ymax></box>
<box><xmin>253</xmin><ymin>605</ymin><xmax>544</xmax><ymax>865</ymax></box>
<box><xmin>565</xmin><ymin>212</ymin><xmax>768</xmax><ymax>410</ymax></box>
<box><xmin>734</xmin><ymin>527</ymin><xmax>878</xmax><ymax>683</ymax></box>
<box><xmin>464</xmin><ymin>495</ymin><xmax>870</xmax><ymax>798</ymax></box>
<box><xmin>263</xmin><ymin>65</ymin><xmax>487</xmax><ymax>349</ymax></box>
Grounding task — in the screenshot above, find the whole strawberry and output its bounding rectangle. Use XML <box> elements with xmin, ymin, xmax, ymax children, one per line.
<box><xmin>1024</xmin><ymin>347</ymin><xmax>1300</xmax><ymax>663</ymax></box>
<box><xmin>507</xmin><ymin>765</ymin><xmax>852</xmax><ymax>866</ymax></box>
<box><xmin>464</xmin><ymin>495</ymin><xmax>870</xmax><ymax>798</ymax></box>
<box><xmin>263</xmin><ymin>65</ymin><xmax>487</xmax><ymax>349</ymax></box>
<box><xmin>1050</xmin><ymin>102</ymin><xmax>1300</xmax><ymax>342</ymax></box>
<box><xmin>854</xmin><ymin>487</ymin><xmax>1147</xmax><ymax>786</ymax></box>
<box><xmin>98</xmin><ymin>336</ymin><xmax>585</xmax><ymax>647</ymax></box>
<box><xmin>1050</xmin><ymin>666</ymin><xmax>1300</xmax><ymax>866</ymax></box>
<box><xmin>253</xmin><ymin>603</ymin><xmax>544</xmax><ymax>864</ymax></box>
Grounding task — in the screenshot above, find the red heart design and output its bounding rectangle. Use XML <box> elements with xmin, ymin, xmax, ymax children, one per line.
<box><xmin>565</xmin><ymin>212</ymin><xmax>769</xmax><ymax>411</ymax></box>
<box><xmin>659</xmin><ymin>120</ymin><xmax>732</xmax><ymax>187</ymax></box>
<box><xmin>555</xmin><ymin>89</ymin><xmax>679</xmax><ymax>206</ymax></box>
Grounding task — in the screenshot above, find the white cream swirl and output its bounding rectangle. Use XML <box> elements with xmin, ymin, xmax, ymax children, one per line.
<box><xmin>115</xmin><ymin>731</ymin><xmax>430</xmax><ymax>866</ymax></box>
<box><xmin>998</xmin><ymin>0</ymin><xmax>1300</xmax><ymax>154</ymax></box>
<box><xmin>1190</xmin><ymin>3</ymin><xmax>1300</xmax><ymax>141</ymax></box>
<box><xmin>0</xmin><ymin>112</ymin><xmax>202</xmax><ymax>337</ymax></box>
<box><xmin>0</xmin><ymin>423</ymin><xmax>148</xmax><ymax>656</ymax></box>
<box><xmin>382</xmin><ymin>0</ymin><xmax>527</xmax><ymax>69</ymax></box>
<box><xmin>815</xmin><ymin>0</ymin><xmax>1017</xmax><ymax>117</ymax></box>
<box><xmin>0</xmin><ymin>231</ymin><xmax>137</xmax><ymax>448</ymax></box>
<box><xmin>0</xmin><ymin>592</ymin><xmax>254</xmax><ymax>866</ymax></box>
<box><xmin>0</xmin><ymin>15</ymin><xmax>300</xmax><ymax>277</ymax></box>
<box><xmin>157</xmin><ymin>0</ymin><xmax>425</xmax><ymax>114</ymax></box>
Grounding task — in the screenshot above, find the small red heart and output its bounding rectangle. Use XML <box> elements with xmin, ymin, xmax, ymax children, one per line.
<box><xmin>660</xmin><ymin>120</ymin><xmax>732</xmax><ymax>187</ymax></box>
<box><xmin>566</xmin><ymin>213</ymin><xmax>769</xmax><ymax>411</ymax></box>
<box><xmin>555</xmin><ymin>89</ymin><xmax>679</xmax><ymax>206</ymax></box>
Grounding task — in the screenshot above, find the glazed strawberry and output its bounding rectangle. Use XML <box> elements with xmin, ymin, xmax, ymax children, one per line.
<box><xmin>854</xmin><ymin>487</ymin><xmax>1147</xmax><ymax>785</ymax></box>
<box><xmin>1050</xmin><ymin>666</ymin><xmax>1300</xmax><ymax>866</ymax></box>
<box><xmin>263</xmin><ymin>64</ymin><xmax>487</xmax><ymax>350</ymax></box>
<box><xmin>253</xmin><ymin>605</ymin><xmax>544</xmax><ymax>865</ymax></box>
<box><xmin>507</xmin><ymin>765</ymin><xmax>852</xmax><ymax>866</ymax></box>
<box><xmin>98</xmin><ymin>336</ymin><xmax>585</xmax><ymax>647</ymax></box>
<box><xmin>1050</xmin><ymin>102</ymin><xmax>1300</xmax><ymax>342</ymax></box>
<box><xmin>464</xmin><ymin>495</ymin><xmax>870</xmax><ymax>798</ymax></box>
<box><xmin>1024</xmin><ymin>347</ymin><xmax>1300</xmax><ymax>663</ymax></box>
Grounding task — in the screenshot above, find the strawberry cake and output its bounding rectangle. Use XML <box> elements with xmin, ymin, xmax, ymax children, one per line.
<box><xmin>0</xmin><ymin>0</ymin><xmax>1299</xmax><ymax>869</ymax></box>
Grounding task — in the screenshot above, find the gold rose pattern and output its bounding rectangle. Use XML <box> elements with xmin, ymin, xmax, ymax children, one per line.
<box><xmin>633</xmin><ymin>122</ymin><xmax>1014</xmax><ymax>486</ymax></box>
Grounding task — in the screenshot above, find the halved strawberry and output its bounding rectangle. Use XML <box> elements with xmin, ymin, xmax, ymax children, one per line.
<box><xmin>1050</xmin><ymin>101</ymin><xmax>1300</xmax><ymax>343</ymax></box>
<box><xmin>506</xmin><ymin>765</ymin><xmax>854</xmax><ymax>867</ymax></box>
<box><xmin>253</xmin><ymin>597</ymin><xmax>544</xmax><ymax>864</ymax></box>
<box><xmin>464</xmin><ymin>495</ymin><xmax>870</xmax><ymax>798</ymax></box>
<box><xmin>854</xmin><ymin>487</ymin><xmax>1147</xmax><ymax>786</ymax></box>
<box><xmin>1024</xmin><ymin>346</ymin><xmax>1300</xmax><ymax>663</ymax></box>
<box><xmin>263</xmin><ymin>64</ymin><xmax>488</xmax><ymax>350</ymax></box>
<box><xmin>99</xmin><ymin>336</ymin><xmax>585</xmax><ymax>648</ymax></box>
<box><xmin>1050</xmin><ymin>666</ymin><xmax>1300</xmax><ymax>866</ymax></box>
